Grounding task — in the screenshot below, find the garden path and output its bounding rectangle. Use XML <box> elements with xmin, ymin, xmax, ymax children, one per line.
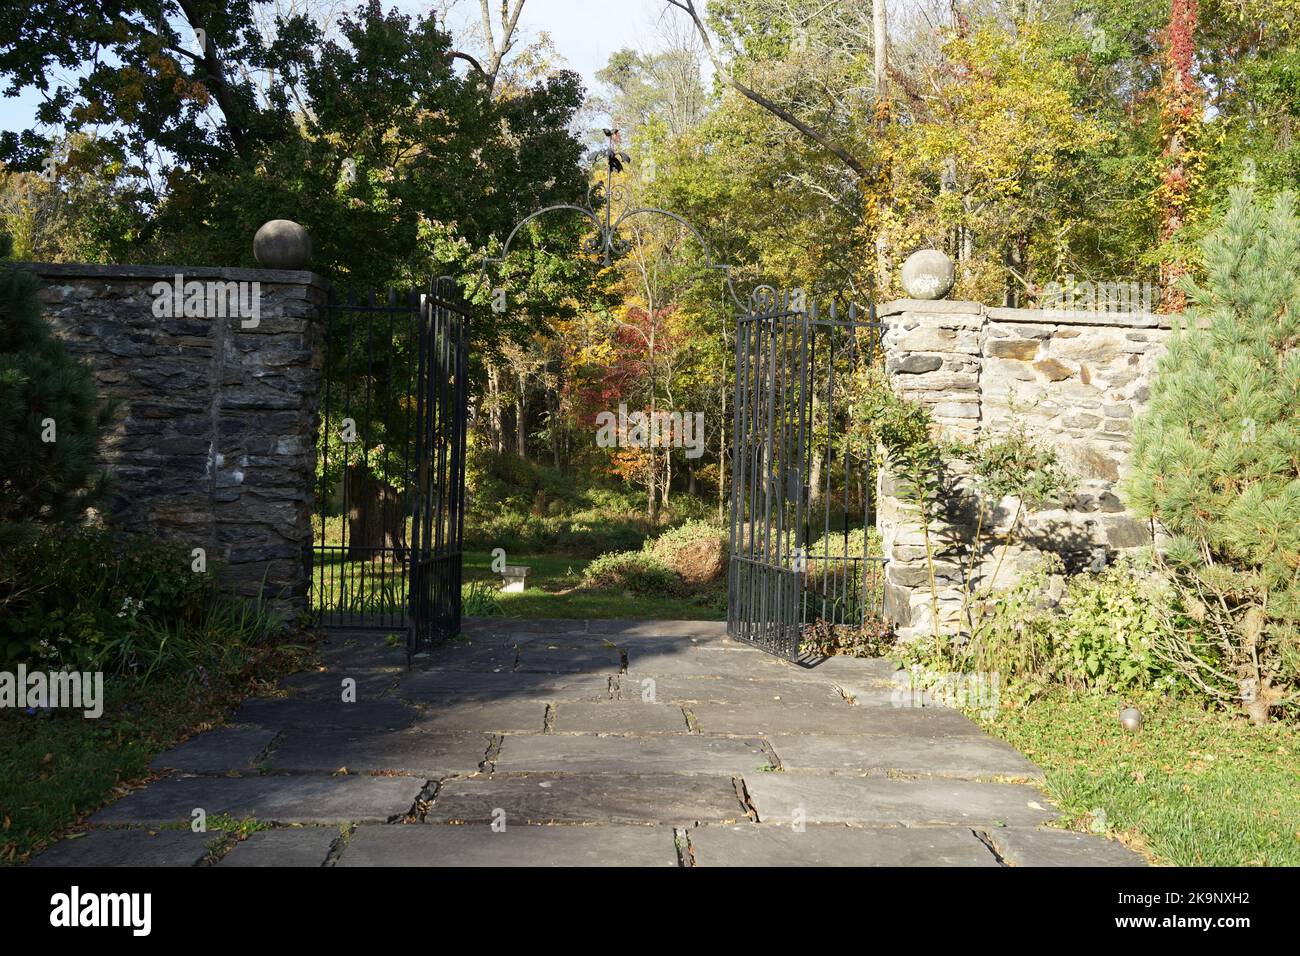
<box><xmin>30</xmin><ymin>619</ymin><xmax>1144</xmax><ymax>867</ymax></box>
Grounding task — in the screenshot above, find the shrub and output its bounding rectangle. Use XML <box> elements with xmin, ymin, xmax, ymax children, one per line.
<box><xmin>1056</xmin><ymin>560</ymin><xmax>1181</xmax><ymax>693</ymax></box>
<box><xmin>646</xmin><ymin>520</ymin><xmax>726</xmax><ymax>586</ymax></box>
<box><xmin>0</xmin><ymin>526</ymin><xmax>282</xmax><ymax>680</ymax></box>
<box><xmin>0</xmin><ymin>245</ymin><xmax>114</xmax><ymax>533</ymax></box>
<box><xmin>582</xmin><ymin>550</ymin><xmax>683</xmax><ymax>596</ymax></box>
<box><xmin>1126</xmin><ymin>187</ymin><xmax>1300</xmax><ymax>723</ymax></box>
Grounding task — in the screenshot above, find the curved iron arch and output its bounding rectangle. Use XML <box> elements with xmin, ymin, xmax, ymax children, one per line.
<box><xmin>466</xmin><ymin>131</ymin><xmax>752</xmax><ymax>312</ymax></box>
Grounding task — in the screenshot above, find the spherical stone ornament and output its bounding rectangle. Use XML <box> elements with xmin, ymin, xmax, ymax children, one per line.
<box><xmin>1119</xmin><ymin>706</ymin><xmax>1143</xmax><ymax>733</ymax></box>
<box><xmin>900</xmin><ymin>249</ymin><xmax>956</xmax><ymax>300</ymax></box>
<box><xmin>253</xmin><ymin>219</ymin><xmax>312</xmax><ymax>270</ymax></box>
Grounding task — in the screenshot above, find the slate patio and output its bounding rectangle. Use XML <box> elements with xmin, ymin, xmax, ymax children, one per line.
<box><xmin>30</xmin><ymin>619</ymin><xmax>1144</xmax><ymax>868</ymax></box>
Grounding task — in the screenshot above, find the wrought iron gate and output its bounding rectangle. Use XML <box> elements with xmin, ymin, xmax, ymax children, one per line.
<box><xmin>312</xmin><ymin>277</ymin><xmax>468</xmax><ymax>657</ymax></box>
<box><xmin>727</xmin><ymin>290</ymin><xmax>886</xmax><ymax>660</ymax></box>
<box><xmin>408</xmin><ymin>278</ymin><xmax>469</xmax><ymax>655</ymax></box>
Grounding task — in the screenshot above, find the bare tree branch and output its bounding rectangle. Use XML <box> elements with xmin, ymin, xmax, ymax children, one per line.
<box><xmin>664</xmin><ymin>0</ymin><xmax>872</xmax><ymax>181</ymax></box>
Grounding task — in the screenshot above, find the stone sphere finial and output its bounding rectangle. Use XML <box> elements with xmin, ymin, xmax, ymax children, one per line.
<box><xmin>253</xmin><ymin>219</ymin><xmax>312</xmax><ymax>270</ymax></box>
<box><xmin>900</xmin><ymin>249</ymin><xmax>956</xmax><ymax>300</ymax></box>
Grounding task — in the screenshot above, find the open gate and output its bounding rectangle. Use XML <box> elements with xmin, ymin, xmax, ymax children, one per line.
<box><xmin>727</xmin><ymin>290</ymin><xmax>886</xmax><ymax>660</ymax></box>
<box><xmin>312</xmin><ymin>277</ymin><xmax>468</xmax><ymax>659</ymax></box>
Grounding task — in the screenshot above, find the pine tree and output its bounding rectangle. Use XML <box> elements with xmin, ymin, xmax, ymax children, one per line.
<box><xmin>1127</xmin><ymin>187</ymin><xmax>1300</xmax><ymax>723</ymax></box>
<box><xmin>0</xmin><ymin>233</ymin><xmax>112</xmax><ymax>536</ymax></box>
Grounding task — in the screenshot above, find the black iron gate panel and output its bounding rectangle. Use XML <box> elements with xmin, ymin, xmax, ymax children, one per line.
<box><xmin>727</xmin><ymin>291</ymin><xmax>886</xmax><ymax>660</ymax></box>
<box><xmin>312</xmin><ymin>278</ymin><xmax>468</xmax><ymax>656</ymax></box>
<box><xmin>408</xmin><ymin>277</ymin><xmax>469</xmax><ymax>657</ymax></box>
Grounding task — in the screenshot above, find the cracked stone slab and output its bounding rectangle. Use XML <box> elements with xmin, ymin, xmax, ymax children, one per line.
<box><xmin>277</xmin><ymin>670</ymin><xmax>397</xmax><ymax>700</ymax></box>
<box><xmin>90</xmin><ymin>774</ymin><xmax>425</xmax><ymax>826</ymax></box>
<box><xmin>514</xmin><ymin>644</ymin><xmax>623</xmax><ymax>674</ymax></box>
<box><xmin>217</xmin><ymin>827</ymin><xmax>340</xmax><ymax>867</ymax></box>
<box><xmin>792</xmin><ymin>656</ymin><xmax>901</xmax><ymax>681</ymax></box>
<box><xmin>411</xmin><ymin>700</ymin><xmax>548</xmax><ymax>734</ymax></box>
<box><xmin>464</xmin><ymin>617</ymin><xmax>592</xmax><ymax>634</ymax></box>
<box><xmin>339</xmin><ymin>823</ymin><xmax>680</xmax><ymax>866</ymax></box>
<box><xmin>549</xmin><ymin>700</ymin><xmax>690</xmax><ymax>734</ymax></box>
<box><xmin>268</xmin><ymin>730</ymin><xmax>489</xmax><ymax>776</ymax></box>
<box><xmin>150</xmin><ymin>727</ymin><xmax>277</xmax><ymax>773</ymax></box>
<box><xmin>587</xmin><ymin>619</ymin><xmax>728</xmax><ymax>639</ymax></box>
<box><xmin>420</xmin><ymin>642</ymin><xmax>519</xmax><ymax>672</ymax></box>
<box><xmin>743</xmin><ymin>775</ymin><xmax>1057</xmax><ymax>827</ymax></box>
<box><xmin>982</xmin><ymin>827</ymin><xmax>1147</xmax><ymax>866</ymax></box>
<box><xmin>391</xmin><ymin>670</ymin><xmax>612</xmax><ymax>704</ymax></box>
<box><xmin>688</xmin><ymin>701</ymin><xmax>984</xmax><ymax>736</ymax></box>
<box><xmin>768</xmin><ymin>734</ymin><xmax>1043</xmax><ymax>779</ymax></box>
<box><xmin>688</xmin><ymin>823</ymin><xmax>999</xmax><ymax>867</ymax></box>
<box><xmin>495</xmin><ymin>734</ymin><xmax>770</xmax><ymax>775</ymax></box>
<box><xmin>429</xmin><ymin>774</ymin><xmax>746</xmax><ymax>825</ymax></box>
<box><xmin>316</xmin><ymin>633</ymin><xmax>408</xmax><ymax>669</ymax></box>
<box><xmin>232</xmin><ymin>696</ymin><xmax>418</xmax><ymax>731</ymax></box>
<box><xmin>30</xmin><ymin>829</ymin><xmax>212</xmax><ymax>867</ymax></box>
<box><xmin>622</xmin><ymin>675</ymin><xmax>843</xmax><ymax>706</ymax></box>
<box><xmin>623</xmin><ymin>648</ymin><xmax>779</xmax><ymax>677</ymax></box>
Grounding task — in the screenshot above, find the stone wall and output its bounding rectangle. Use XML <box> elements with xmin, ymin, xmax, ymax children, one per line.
<box><xmin>877</xmin><ymin>299</ymin><xmax>1178</xmax><ymax>640</ymax></box>
<box><xmin>28</xmin><ymin>263</ymin><xmax>328</xmax><ymax>620</ymax></box>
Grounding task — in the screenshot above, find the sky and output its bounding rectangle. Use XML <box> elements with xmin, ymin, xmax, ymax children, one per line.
<box><xmin>0</xmin><ymin>0</ymin><xmax>685</xmax><ymax>139</ymax></box>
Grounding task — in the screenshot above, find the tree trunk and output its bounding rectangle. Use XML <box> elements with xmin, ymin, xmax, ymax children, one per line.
<box><xmin>515</xmin><ymin>392</ymin><xmax>527</xmax><ymax>460</ymax></box>
<box><xmin>486</xmin><ymin>364</ymin><xmax>503</xmax><ymax>453</ymax></box>
<box><xmin>344</xmin><ymin>465</ymin><xmax>407</xmax><ymax>562</ymax></box>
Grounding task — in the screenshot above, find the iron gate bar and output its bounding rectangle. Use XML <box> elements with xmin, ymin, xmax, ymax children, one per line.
<box><xmin>407</xmin><ymin>278</ymin><xmax>469</xmax><ymax>659</ymax></box>
<box><xmin>727</xmin><ymin>292</ymin><xmax>887</xmax><ymax>660</ymax></box>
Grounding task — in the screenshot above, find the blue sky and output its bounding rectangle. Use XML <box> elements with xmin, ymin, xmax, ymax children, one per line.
<box><xmin>0</xmin><ymin>0</ymin><xmax>681</xmax><ymax>138</ymax></box>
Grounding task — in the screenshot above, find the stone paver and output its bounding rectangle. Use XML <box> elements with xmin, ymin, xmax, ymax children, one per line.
<box><xmin>495</xmin><ymin>734</ymin><xmax>770</xmax><ymax>775</ymax></box>
<box><xmin>150</xmin><ymin>727</ymin><xmax>276</xmax><ymax>773</ymax></box>
<box><xmin>34</xmin><ymin>618</ymin><xmax>1137</xmax><ymax>867</ymax></box>
<box><xmin>550</xmin><ymin>699</ymin><xmax>690</xmax><ymax>734</ymax></box>
<box><xmin>688</xmin><ymin>700</ymin><xmax>984</xmax><ymax>736</ymax></box>
<box><xmin>412</xmin><ymin>700</ymin><xmax>548</xmax><ymax>733</ymax></box>
<box><xmin>618</xmin><ymin>674</ymin><xmax>844</xmax><ymax>706</ymax></box>
<box><xmin>743</xmin><ymin>775</ymin><xmax>1057</xmax><ymax>827</ymax></box>
<box><xmin>514</xmin><ymin>644</ymin><xmax>623</xmax><ymax>674</ymax></box>
<box><xmin>91</xmin><ymin>775</ymin><xmax>424</xmax><ymax>826</ymax></box>
<box><xmin>429</xmin><ymin>774</ymin><xmax>746</xmax><ymax>825</ymax></box>
<box><xmin>268</xmin><ymin>729</ymin><xmax>488</xmax><ymax>775</ymax></box>
<box><xmin>340</xmin><ymin>824</ymin><xmax>680</xmax><ymax>866</ymax></box>
<box><xmin>277</xmin><ymin>669</ymin><xmax>397</xmax><ymax>699</ymax></box>
<box><xmin>982</xmin><ymin>827</ymin><xmax>1147</xmax><ymax>866</ymax></box>
<box><xmin>768</xmin><ymin>734</ymin><xmax>1042</xmax><ymax>779</ymax></box>
<box><xmin>233</xmin><ymin>696</ymin><xmax>417</xmax><ymax>731</ymax></box>
<box><xmin>30</xmin><ymin>829</ymin><xmax>212</xmax><ymax>867</ymax></box>
<box><xmin>391</xmin><ymin>670</ymin><xmax>612</xmax><ymax>704</ymax></box>
<box><xmin>317</xmin><ymin>633</ymin><xmax>407</xmax><ymax>670</ymax></box>
<box><xmin>688</xmin><ymin>824</ymin><xmax>999</xmax><ymax>867</ymax></box>
<box><xmin>217</xmin><ymin>827</ymin><xmax>340</xmax><ymax>867</ymax></box>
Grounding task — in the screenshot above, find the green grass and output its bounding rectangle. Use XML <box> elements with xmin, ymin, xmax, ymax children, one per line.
<box><xmin>310</xmin><ymin>543</ymin><xmax>726</xmax><ymax>621</ymax></box>
<box><xmin>461</xmin><ymin>551</ymin><xmax>726</xmax><ymax>620</ymax></box>
<box><xmin>0</xmin><ymin>653</ymin><xmax>301</xmax><ymax>864</ymax></box>
<box><xmin>977</xmin><ymin>689</ymin><xmax>1300</xmax><ymax>866</ymax></box>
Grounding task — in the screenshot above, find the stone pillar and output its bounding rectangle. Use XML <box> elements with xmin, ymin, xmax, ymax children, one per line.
<box><xmin>32</xmin><ymin>263</ymin><xmax>328</xmax><ymax>622</ymax></box>
<box><xmin>874</xmin><ymin>296</ymin><xmax>1176</xmax><ymax>642</ymax></box>
<box><xmin>877</xmin><ymin>300</ymin><xmax>984</xmax><ymax>641</ymax></box>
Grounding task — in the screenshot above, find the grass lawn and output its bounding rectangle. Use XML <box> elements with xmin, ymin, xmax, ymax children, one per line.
<box><xmin>310</xmin><ymin>546</ymin><xmax>727</xmax><ymax>621</ymax></box>
<box><xmin>977</xmin><ymin>689</ymin><xmax>1300</xmax><ymax>866</ymax></box>
<box><xmin>0</xmin><ymin>652</ymin><xmax>303</xmax><ymax>864</ymax></box>
<box><xmin>462</xmin><ymin>551</ymin><xmax>726</xmax><ymax>620</ymax></box>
